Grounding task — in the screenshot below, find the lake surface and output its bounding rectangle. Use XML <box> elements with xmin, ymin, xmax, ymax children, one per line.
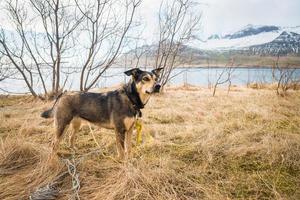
<box><xmin>1</xmin><ymin>67</ymin><xmax>300</xmax><ymax>94</ymax></box>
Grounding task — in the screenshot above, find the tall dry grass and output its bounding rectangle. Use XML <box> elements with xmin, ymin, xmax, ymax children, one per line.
<box><xmin>0</xmin><ymin>86</ymin><xmax>300</xmax><ymax>199</ymax></box>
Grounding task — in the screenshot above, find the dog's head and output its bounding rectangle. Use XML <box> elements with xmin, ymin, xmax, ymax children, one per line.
<box><xmin>124</xmin><ymin>68</ymin><xmax>163</xmax><ymax>95</ymax></box>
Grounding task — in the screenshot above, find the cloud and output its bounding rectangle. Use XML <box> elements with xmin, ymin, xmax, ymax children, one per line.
<box><xmin>138</xmin><ymin>0</ymin><xmax>300</xmax><ymax>39</ymax></box>
<box><xmin>1</xmin><ymin>0</ymin><xmax>299</xmax><ymax>41</ymax></box>
<box><xmin>200</xmin><ymin>0</ymin><xmax>300</xmax><ymax>36</ymax></box>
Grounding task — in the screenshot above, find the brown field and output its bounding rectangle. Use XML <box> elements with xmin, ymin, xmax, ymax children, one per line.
<box><xmin>0</xmin><ymin>86</ymin><xmax>300</xmax><ymax>200</ymax></box>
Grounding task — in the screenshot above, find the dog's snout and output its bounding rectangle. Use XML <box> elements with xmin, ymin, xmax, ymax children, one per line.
<box><xmin>153</xmin><ymin>84</ymin><xmax>161</xmax><ymax>93</ymax></box>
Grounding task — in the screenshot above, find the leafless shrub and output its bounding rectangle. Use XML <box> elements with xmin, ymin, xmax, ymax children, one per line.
<box><xmin>212</xmin><ymin>60</ymin><xmax>235</xmax><ymax>96</ymax></box>
<box><xmin>272</xmin><ymin>56</ymin><xmax>299</xmax><ymax>96</ymax></box>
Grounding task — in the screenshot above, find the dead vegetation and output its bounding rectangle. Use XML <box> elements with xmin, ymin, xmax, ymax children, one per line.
<box><xmin>248</xmin><ymin>81</ymin><xmax>300</xmax><ymax>91</ymax></box>
<box><xmin>0</xmin><ymin>86</ymin><xmax>300</xmax><ymax>199</ymax></box>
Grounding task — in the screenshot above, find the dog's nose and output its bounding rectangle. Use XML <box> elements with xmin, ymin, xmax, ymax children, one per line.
<box><xmin>153</xmin><ymin>84</ymin><xmax>161</xmax><ymax>93</ymax></box>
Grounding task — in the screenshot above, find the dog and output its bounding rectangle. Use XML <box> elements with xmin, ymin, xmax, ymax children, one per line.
<box><xmin>41</xmin><ymin>67</ymin><xmax>163</xmax><ymax>159</ymax></box>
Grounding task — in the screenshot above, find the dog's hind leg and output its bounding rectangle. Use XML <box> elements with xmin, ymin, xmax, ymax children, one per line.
<box><xmin>69</xmin><ymin>118</ymin><xmax>81</xmax><ymax>150</ymax></box>
<box><xmin>51</xmin><ymin>112</ymin><xmax>73</xmax><ymax>154</ymax></box>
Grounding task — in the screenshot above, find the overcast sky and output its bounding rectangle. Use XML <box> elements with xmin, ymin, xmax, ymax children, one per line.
<box><xmin>0</xmin><ymin>0</ymin><xmax>299</xmax><ymax>41</ymax></box>
<box><xmin>139</xmin><ymin>0</ymin><xmax>300</xmax><ymax>39</ymax></box>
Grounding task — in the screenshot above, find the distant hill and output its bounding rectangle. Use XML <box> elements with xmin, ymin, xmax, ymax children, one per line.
<box><xmin>119</xmin><ymin>25</ymin><xmax>300</xmax><ymax>67</ymax></box>
<box><xmin>118</xmin><ymin>44</ymin><xmax>209</xmax><ymax>67</ymax></box>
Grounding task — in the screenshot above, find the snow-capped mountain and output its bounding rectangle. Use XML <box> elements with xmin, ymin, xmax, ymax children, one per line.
<box><xmin>194</xmin><ymin>25</ymin><xmax>300</xmax><ymax>55</ymax></box>
<box><xmin>250</xmin><ymin>31</ymin><xmax>300</xmax><ymax>55</ymax></box>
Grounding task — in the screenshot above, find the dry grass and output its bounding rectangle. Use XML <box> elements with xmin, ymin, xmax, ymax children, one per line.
<box><xmin>0</xmin><ymin>86</ymin><xmax>300</xmax><ymax>200</ymax></box>
<box><xmin>247</xmin><ymin>82</ymin><xmax>300</xmax><ymax>90</ymax></box>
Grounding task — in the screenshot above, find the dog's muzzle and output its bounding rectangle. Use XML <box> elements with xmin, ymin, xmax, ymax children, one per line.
<box><xmin>146</xmin><ymin>84</ymin><xmax>161</xmax><ymax>94</ymax></box>
<box><xmin>153</xmin><ymin>84</ymin><xmax>161</xmax><ymax>93</ymax></box>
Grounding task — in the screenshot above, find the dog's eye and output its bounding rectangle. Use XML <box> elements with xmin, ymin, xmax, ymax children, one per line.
<box><xmin>143</xmin><ymin>77</ymin><xmax>150</xmax><ymax>82</ymax></box>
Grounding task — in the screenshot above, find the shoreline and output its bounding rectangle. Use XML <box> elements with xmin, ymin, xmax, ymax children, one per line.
<box><xmin>177</xmin><ymin>64</ymin><xmax>300</xmax><ymax>68</ymax></box>
<box><xmin>112</xmin><ymin>64</ymin><xmax>300</xmax><ymax>69</ymax></box>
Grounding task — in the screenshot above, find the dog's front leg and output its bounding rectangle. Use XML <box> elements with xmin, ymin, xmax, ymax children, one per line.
<box><xmin>124</xmin><ymin>123</ymin><xmax>135</xmax><ymax>160</ymax></box>
<box><xmin>115</xmin><ymin>130</ymin><xmax>125</xmax><ymax>160</ymax></box>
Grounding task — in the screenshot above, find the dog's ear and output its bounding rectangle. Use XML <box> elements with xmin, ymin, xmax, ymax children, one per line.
<box><xmin>152</xmin><ymin>68</ymin><xmax>163</xmax><ymax>77</ymax></box>
<box><xmin>124</xmin><ymin>68</ymin><xmax>142</xmax><ymax>77</ymax></box>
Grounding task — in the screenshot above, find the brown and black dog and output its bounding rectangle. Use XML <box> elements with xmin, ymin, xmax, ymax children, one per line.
<box><xmin>41</xmin><ymin>68</ymin><xmax>163</xmax><ymax>159</ymax></box>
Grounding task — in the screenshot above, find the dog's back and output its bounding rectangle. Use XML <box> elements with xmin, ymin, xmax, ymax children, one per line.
<box><xmin>42</xmin><ymin>89</ymin><xmax>135</xmax><ymax>129</ymax></box>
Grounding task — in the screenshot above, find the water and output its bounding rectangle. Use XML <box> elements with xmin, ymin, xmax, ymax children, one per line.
<box><xmin>169</xmin><ymin>67</ymin><xmax>300</xmax><ymax>86</ymax></box>
<box><xmin>1</xmin><ymin>67</ymin><xmax>300</xmax><ymax>94</ymax></box>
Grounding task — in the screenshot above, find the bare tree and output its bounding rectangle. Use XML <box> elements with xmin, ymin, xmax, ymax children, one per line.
<box><xmin>30</xmin><ymin>0</ymin><xmax>83</xmax><ymax>95</ymax></box>
<box><xmin>154</xmin><ymin>0</ymin><xmax>201</xmax><ymax>89</ymax></box>
<box><xmin>75</xmin><ymin>0</ymin><xmax>141</xmax><ymax>91</ymax></box>
<box><xmin>0</xmin><ymin>0</ymin><xmax>82</xmax><ymax>98</ymax></box>
<box><xmin>0</xmin><ymin>0</ymin><xmax>140</xmax><ymax>96</ymax></box>
<box><xmin>212</xmin><ymin>60</ymin><xmax>235</xmax><ymax>97</ymax></box>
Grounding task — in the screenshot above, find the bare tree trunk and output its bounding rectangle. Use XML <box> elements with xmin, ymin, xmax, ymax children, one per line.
<box><xmin>207</xmin><ymin>58</ymin><xmax>211</xmax><ymax>89</ymax></box>
<box><xmin>54</xmin><ymin>0</ymin><xmax>60</xmax><ymax>95</ymax></box>
<box><xmin>212</xmin><ymin>83</ymin><xmax>218</xmax><ymax>97</ymax></box>
<box><xmin>227</xmin><ymin>80</ymin><xmax>232</xmax><ymax>95</ymax></box>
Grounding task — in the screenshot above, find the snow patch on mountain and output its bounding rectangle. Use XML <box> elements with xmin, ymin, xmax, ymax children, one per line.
<box><xmin>193</xmin><ymin>25</ymin><xmax>300</xmax><ymax>52</ymax></box>
<box><xmin>198</xmin><ymin>31</ymin><xmax>281</xmax><ymax>50</ymax></box>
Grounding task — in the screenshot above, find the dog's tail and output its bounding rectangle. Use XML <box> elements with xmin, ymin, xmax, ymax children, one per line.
<box><xmin>41</xmin><ymin>108</ymin><xmax>53</xmax><ymax>118</ymax></box>
<box><xmin>40</xmin><ymin>91</ymin><xmax>65</xmax><ymax>119</ymax></box>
